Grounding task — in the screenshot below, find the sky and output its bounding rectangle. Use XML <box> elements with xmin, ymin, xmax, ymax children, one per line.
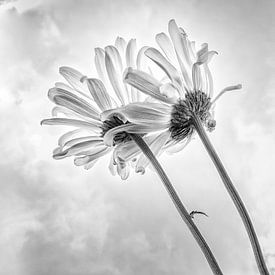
<box><xmin>0</xmin><ymin>0</ymin><xmax>275</xmax><ymax>274</ymax></box>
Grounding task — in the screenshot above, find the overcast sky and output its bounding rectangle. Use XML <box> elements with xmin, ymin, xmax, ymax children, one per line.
<box><xmin>0</xmin><ymin>0</ymin><xmax>275</xmax><ymax>274</ymax></box>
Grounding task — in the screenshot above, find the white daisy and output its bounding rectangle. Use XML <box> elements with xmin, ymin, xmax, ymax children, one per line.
<box><xmin>105</xmin><ymin>19</ymin><xmax>242</xmax><ymax>173</ymax></box>
<box><xmin>41</xmin><ymin>37</ymin><xmax>159</xmax><ymax>179</ymax></box>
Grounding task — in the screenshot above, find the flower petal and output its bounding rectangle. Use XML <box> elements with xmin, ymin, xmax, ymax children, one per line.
<box><xmin>145</xmin><ymin>47</ymin><xmax>182</xmax><ymax>89</ymax></box>
<box><xmin>116</xmin><ymin>156</ymin><xmax>130</xmax><ymax>180</ymax></box>
<box><xmin>59</xmin><ymin>66</ymin><xmax>89</xmax><ymax>95</ymax></box>
<box><xmin>168</xmin><ymin>20</ymin><xmax>192</xmax><ymax>89</ymax></box>
<box><xmin>41</xmin><ymin>118</ymin><xmax>102</xmax><ymax>130</ymax></box>
<box><xmin>86</xmin><ymin>78</ymin><xmax>113</xmax><ymax>111</ymax></box>
<box><xmin>63</xmin><ymin>136</ymin><xmax>103</xmax><ymax>148</ymax></box>
<box><xmin>123</xmin><ymin>68</ymin><xmax>174</xmax><ymax>104</ymax></box>
<box><xmin>48</xmin><ymin>87</ymin><xmax>100</xmax><ymax>119</ymax></box>
<box><xmin>155</xmin><ymin>32</ymin><xmax>176</xmax><ymax>63</ymax></box>
<box><xmin>74</xmin><ymin>147</ymin><xmax>110</xmax><ymax>166</ymax></box>
<box><xmin>192</xmin><ymin>63</ymin><xmax>202</xmax><ymax>92</ymax></box>
<box><xmin>211</xmin><ymin>84</ymin><xmax>242</xmax><ymax>105</ymax></box>
<box><xmin>103</xmin><ymin>123</ymin><xmax>169</xmax><ymax>147</ymax></box>
<box><xmin>104</xmin><ymin>102</ymin><xmax>172</xmax><ymax>126</ymax></box>
<box><xmin>54</xmin><ymin>140</ymin><xmax>105</xmax><ymax>159</ymax></box>
<box><xmin>115</xmin><ymin>37</ymin><xmax>127</xmax><ymax>59</ymax></box>
<box><xmin>105</xmin><ymin>46</ymin><xmax>126</xmax><ymax>105</ymax></box>
<box><xmin>57</xmin><ymin>129</ymin><xmax>88</xmax><ymax>147</ymax></box>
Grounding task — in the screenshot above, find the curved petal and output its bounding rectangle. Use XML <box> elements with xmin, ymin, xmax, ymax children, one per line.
<box><xmin>57</xmin><ymin>129</ymin><xmax>88</xmax><ymax>147</ymax></box>
<box><xmin>74</xmin><ymin>147</ymin><xmax>110</xmax><ymax>166</ymax></box>
<box><xmin>116</xmin><ymin>156</ymin><xmax>130</xmax><ymax>180</ymax></box>
<box><xmin>168</xmin><ymin>20</ymin><xmax>192</xmax><ymax>89</ymax></box>
<box><xmin>124</xmin><ymin>68</ymin><xmax>174</xmax><ymax>104</ymax></box>
<box><xmin>59</xmin><ymin>66</ymin><xmax>90</xmax><ymax>95</ymax></box>
<box><xmin>115</xmin><ymin>37</ymin><xmax>127</xmax><ymax>59</ymax></box>
<box><xmin>104</xmin><ymin>102</ymin><xmax>172</xmax><ymax>126</ymax></box>
<box><xmin>126</xmin><ymin>39</ymin><xmax>138</xmax><ymax>102</ymax></box>
<box><xmin>145</xmin><ymin>47</ymin><xmax>182</xmax><ymax>89</ymax></box>
<box><xmin>211</xmin><ymin>84</ymin><xmax>242</xmax><ymax>105</ymax></box>
<box><xmin>41</xmin><ymin>118</ymin><xmax>102</xmax><ymax>130</ymax></box>
<box><xmin>105</xmin><ymin>46</ymin><xmax>126</xmax><ymax>105</ymax></box>
<box><xmin>48</xmin><ymin>87</ymin><xmax>100</xmax><ymax>119</ymax></box>
<box><xmin>63</xmin><ymin>136</ymin><xmax>103</xmax><ymax>148</ymax></box>
<box><xmin>54</xmin><ymin>140</ymin><xmax>105</xmax><ymax>159</ymax></box>
<box><xmin>155</xmin><ymin>32</ymin><xmax>176</xmax><ymax>63</ymax></box>
<box><xmin>192</xmin><ymin>63</ymin><xmax>202</xmax><ymax>92</ymax></box>
<box><xmin>86</xmin><ymin>78</ymin><xmax>113</xmax><ymax>111</ymax></box>
<box><xmin>103</xmin><ymin>123</ymin><xmax>169</xmax><ymax>147</ymax></box>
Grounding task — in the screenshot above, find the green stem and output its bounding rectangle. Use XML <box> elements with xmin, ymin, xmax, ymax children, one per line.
<box><xmin>191</xmin><ymin>114</ymin><xmax>269</xmax><ymax>275</ymax></box>
<box><xmin>130</xmin><ymin>134</ymin><xmax>223</xmax><ymax>275</ymax></box>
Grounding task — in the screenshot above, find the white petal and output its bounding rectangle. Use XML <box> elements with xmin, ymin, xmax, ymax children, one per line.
<box><xmin>136</xmin><ymin>46</ymin><xmax>149</xmax><ymax>70</ymax></box>
<box><xmin>168</xmin><ymin>20</ymin><xmax>192</xmax><ymax>89</ymax></box>
<box><xmin>115</xmin><ymin>37</ymin><xmax>127</xmax><ymax>58</ymax></box>
<box><xmin>48</xmin><ymin>87</ymin><xmax>100</xmax><ymax>119</ymax></box>
<box><xmin>95</xmin><ymin>48</ymin><xmax>108</xmax><ymax>83</ymax></box>
<box><xmin>58</xmin><ymin>129</ymin><xmax>88</xmax><ymax>147</ymax></box>
<box><xmin>84</xmin><ymin>159</ymin><xmax>99</xmax><ymax>170</ymax></box>
<box><xmin>192</xmin><ymin>63</ymin><xmax>202</xmax><ymax>91</ymax></box>
<box><xmin>59</xmin><ymin>66</ymin><xmax>89</xmax><ymax>95</ymax></box>
<box><xmin>114</xmin><ymin>140</ymin><xmax>140</xmax><ymax>162</ymax></box>
<box><xmin>211</xmin><ymin>84</ymin><xmax>242</xmax><ymax>105</ymax></box>
<box><xmin>105</xmin><ymin>46</ymin><xmax>126</xmax><ymax>105</ymax></box>
<box><xmin>126</xmin><ymin>39</ymin><xmax>137</xmax><ymax>68</ymax></box>
<box><xmin>108</xmin><ymin>153</ymin><xmax>117</xmax><ymax>176</ymax></box>
<box><xmin>155</xmin><ymin>32</ymin><xmax>176</xmax><ymax>63</ymax></box>
<box><xmin>126</xmin><ymin>39</ymin><xmax>138</xmax><ymax>103</ymax></box>
<box><xmin>86</xmin><ymin>78</ymin><xmax>112</xmax><ymax>111</ymax></box>
<box><xmin>136</xmin><ymin>131</ymin><xmax>170</xmax><ymax>173</ymax></box>
<box><xmin>54</xmin><ymin>140</ymin><xmax>105</xmax><ymax>159</ymax></box>
<box><xmin>103</xmin><ymin>123</ymin><xmax>169</xmax><ymax>147</ymax></box>
<box><xmin>41</xmin><ymin>118</ymin><xmax>102</xmax><ymax>130</ymax></box>
<box><xmin>145</xmin><ymin>47</ymin><xmax>182</xmax><ymax>89</ymax></box>
<box><xmin>55</xmin><ymin>82</ymin><xmax>93</xmax><ymax>101</ymax></box>
<box><xmin>197</xmin><ymin>43</ymin><xmax>217</xmax><ymax>65</ymax></box>
<box><xmin>63</xmin><ymin>136</ymin><xmax>103</xmax><ymax>148</ymax></box>
<box><xmin>123</xmin><ymin>68</ymin><xmax>174</xmax><ymax>104</ymax></box>
<box><xmin>116</xmin><ymin>156</ymin><xmax>130</xmax><ymax>180</ymax></box>
<box><xmin>107</xmin><ymin>102</ymin><xmax>172</xmax><ymax>126</ymax></box>
<box><xmin>74</xmin><ymin>147</ymin><xmax>110</xmax><ymax>166</ymax></box>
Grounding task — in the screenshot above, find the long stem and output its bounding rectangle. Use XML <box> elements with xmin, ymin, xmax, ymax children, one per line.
<box><xmin>191</xmin><ymin>114</ymin><xmax>269</xmax><ymax>275</ymax></box>
<box><xmin>130</xmin><ymin>133</ymin><xmax>223</xmax><ymax>275</ymax></box>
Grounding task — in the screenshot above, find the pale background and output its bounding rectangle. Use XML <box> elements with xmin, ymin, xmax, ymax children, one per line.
<box><xmin>0</xmin><ymin>0</ymin><xmax>274</xmax><ymax>274</ymax></box>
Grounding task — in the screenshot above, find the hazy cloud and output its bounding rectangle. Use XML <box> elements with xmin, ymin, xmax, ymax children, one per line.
<box><xmin>0</xmin><ymin>0</ymin><xmax>274</xmax><ymax>274</ymax></box>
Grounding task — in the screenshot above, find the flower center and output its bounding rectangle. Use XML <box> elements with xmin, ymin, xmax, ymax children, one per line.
<box><xmin>101</xmin><ymin>116</ymin><xmax>132</xmax><ymax>146</ymax></box>
<box><xmin>169</xmin><ymin>91</ymin><xmax>215</xmax><ymax>141</ymax></box>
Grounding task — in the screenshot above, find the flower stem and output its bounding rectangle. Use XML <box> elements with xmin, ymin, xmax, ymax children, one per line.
<box><xmin>191</xmin><ymin>114</ymin><xmax>269</xmax><ymax>275</ymax></box>
<box><xmin>130</xmin><ymin>133</ymin><xmax>223</xmax><ymax>275</ymax></box>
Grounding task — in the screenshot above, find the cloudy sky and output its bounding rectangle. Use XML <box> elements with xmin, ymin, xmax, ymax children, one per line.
<box><xmin>0</xmin><ymin>0</ymin><xmax>275</xmax><ymax>274</ymax></box>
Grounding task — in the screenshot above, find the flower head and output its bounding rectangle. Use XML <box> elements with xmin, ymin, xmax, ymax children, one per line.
<box><xmin>111</xmin><ymin>20</ymin><xmax>242</xmax><ymax>170</ymax></box>
<box><xmin>41</xmin><ymin>38</ymin><xmax>159</xmax><ymax>179</ymax></box>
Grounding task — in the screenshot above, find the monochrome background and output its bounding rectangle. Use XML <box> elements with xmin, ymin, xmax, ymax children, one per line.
<box><xmin>0</xmin><ymin>0</ymin><xmax>274</xmax><ymax>274</ymax></box>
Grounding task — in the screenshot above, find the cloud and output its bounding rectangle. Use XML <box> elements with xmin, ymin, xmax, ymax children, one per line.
<box><xmin>0</xmin><ymin>0</ymin><xmax>274</xmax><ymax>274</ymax></box>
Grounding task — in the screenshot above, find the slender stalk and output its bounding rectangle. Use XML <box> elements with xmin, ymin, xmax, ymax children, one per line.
<box><xmin>130</xmin><ymin>133</ymin><xmax>223</xmax><ymax>275</ymax></box>
<box><xmin>191</xmin><ymin>114</ymin><xmax>269</xmax><ymax>275</ymax></box>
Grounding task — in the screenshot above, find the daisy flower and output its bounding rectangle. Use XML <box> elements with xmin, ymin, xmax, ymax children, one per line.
<box><xmin>105</xmin><ymin>20</ymin><xmax>241</xmax><ymax>172</ymax></box>
<box><xmin>41</xmin><ymin>37</ymin><xmax>155</xmax><ymax>180</ymax></box>
<box><xmin>121</xmin><ymin>20</ymin><xmax>269</xmax><ymax>274</ymax></box>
